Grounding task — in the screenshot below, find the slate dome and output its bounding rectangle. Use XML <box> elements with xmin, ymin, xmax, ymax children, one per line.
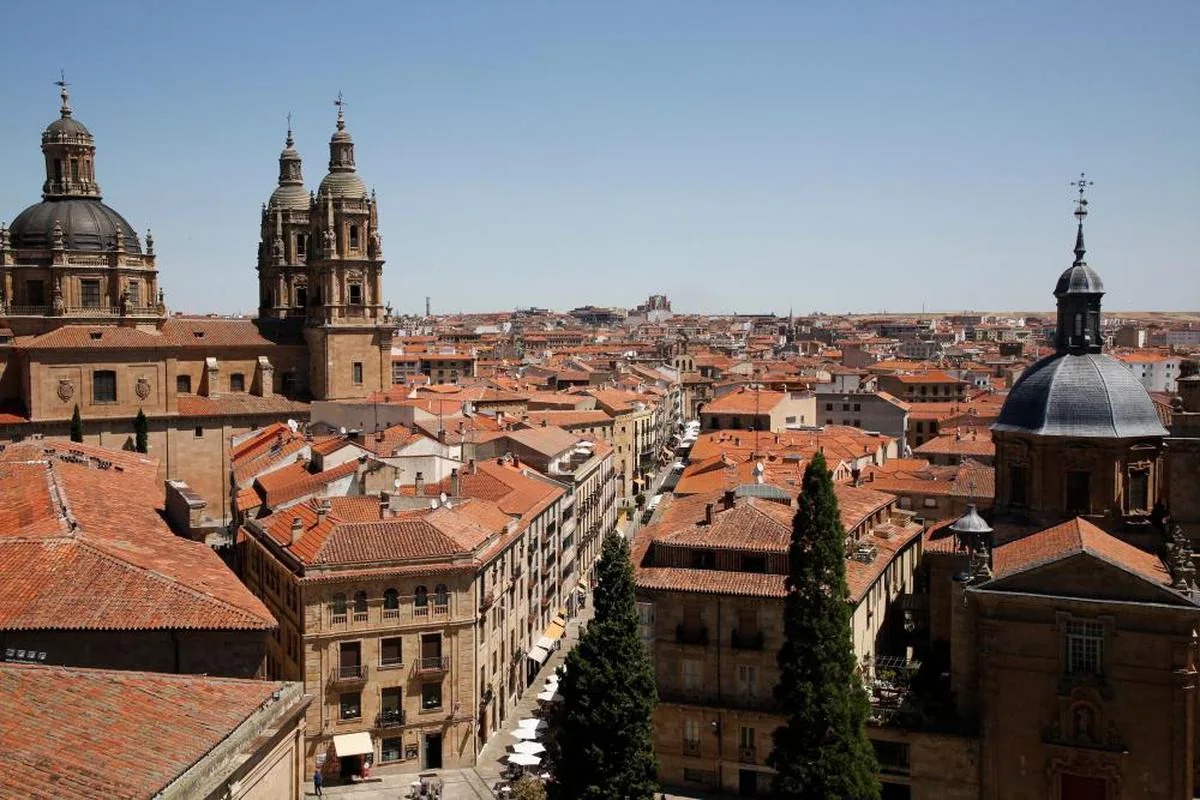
<box><xmin>992</xmin><ymin>352</ymin><xmax>1167</xmax><ymax>438</ymax></box>
<box><xmin>9</xmin><ymin>198</ymin><xmax>142</xmax><ymax>253</ymax></box>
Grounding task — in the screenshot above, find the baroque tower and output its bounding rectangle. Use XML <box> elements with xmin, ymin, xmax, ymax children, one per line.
<box><xmin>301</xmin><ymin>96</ymin><xmax>391</xmax><ymax>400</ymax></box>
<box><xmin>258</xmin><ymin>119</ymin><xmax>312</xmax><ymax>319</ymax></box>
<box><xmin>0</xmin><ymin>78</ymin><xmax>162</xmax><ymax>335</ymax></box>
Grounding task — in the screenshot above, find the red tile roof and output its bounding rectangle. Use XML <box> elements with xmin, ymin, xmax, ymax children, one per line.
<box><xmin>992</xmin><ymin>517</ymin><xmax>1171</xmax><ymax>586</ymax></box>
<box><xmin>254</xmin><ymin>458</ymin><xmax>361</xmax><ymax>508</ymax></box>
<box><xmin>0</xmin><ymin>663</ymin><xmax>289</xmax><ymax>799</ymax></box>
<box><xmin>177</xmin><ymin>393</ymin><xmax>310</xmax><ymax>418</ymax></box>
<box><xmin>0</xmin><ymin>442</ymin><xmax>274</xmax><ymax>631</ymax></box>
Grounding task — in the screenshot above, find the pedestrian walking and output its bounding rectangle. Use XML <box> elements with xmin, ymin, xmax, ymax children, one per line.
<box><xmin>313</xmin><ymin>767</ymin><xmax>323</xmax><ymax>796</ymax></box>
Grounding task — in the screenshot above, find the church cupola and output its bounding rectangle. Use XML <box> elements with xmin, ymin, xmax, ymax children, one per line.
<box><xmin>268</xmin><ymin>118</ymin><xmax>310</xmax><ymax>211</ymax></box>
<box><xmin>1053</xmin><ymin>174</ymin><xmax>1104</xmax><ymax>355</ymax></box>
<box><xmin>41</xmin><ymin>75</ymin><xmax>101</xmax><ymax>200</ymax></box>
<box><xmin>317</xmin><ymin>94</ymin><xmax>368</xmax><ymax>200</ymax></box>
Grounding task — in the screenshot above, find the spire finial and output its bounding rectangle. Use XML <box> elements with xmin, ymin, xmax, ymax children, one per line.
<box><xmin>334</xmin><ymin>91</ymin><xmax>346</xmax><ymax>131</ymax></box>
<box><xmin>54</xmin><ymin>70</ymin><xmax>71</xmax><ymax>118</ymax></box>
<box><xmin>286</xmin><ymin>112</ymin><xmax>294</xmax><ymax>147</ymax></box>
<box><xmin>1070</xmin><ymin>172</ymin><xmax>1092</xmax><ymax>265</ymax></box>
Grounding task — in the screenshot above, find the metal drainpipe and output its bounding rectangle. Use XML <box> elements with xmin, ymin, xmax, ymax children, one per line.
<box><xmin>716</xmin><ymin>596</ymin><xmax>723</xmax><ymax>790</ymax></box>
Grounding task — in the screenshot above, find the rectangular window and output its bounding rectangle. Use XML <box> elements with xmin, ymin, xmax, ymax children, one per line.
<box><xmin>1127</xmin><ymin>469</ymin><xmax>1150</xmax><ymax>512</ymax></box>
<box><xmin>1010</xmin><ymin>466</ymin><xmax>1028</xmax><ymax>506</ymax></box>
<box><xmin>681</xmin><ymin>658</ymin><xmax>702</xmax><ymax>690</ymax></box>
<box><xmin>683</xmin><ymin>719</ymin><xmax>701</xmax><ymax>755</ymax></box>
<box><xmin>80</xmin><ymin>279</ymin><xmax>101</xmax><ymax>309</ymax></box>
<box><xmin>637</xmin><ymin>601</ymin><xmax>655</xmax><ymax>644</ymax></box>
<box><xmin>1066</xmin><ymin>620</ymin><xmax>1104</xmax><ymax>676</ymax></box>
<box><xmin>737</xmin><ymin>664</ymin><xmax>757</xmax><ymax>697</ymax></box>
<box><xmin>175</xmin><ymin>374</ymin><xmax>191</xmax><ymax>394</ymax></box>
<box><xmin>339</xmin><ymin>692</ymin><xmax>362</xmax><ymax>720</ymax></box>
<box><xmin>381</xmin><ymin>737</ymin><xmax>403</xmax><ymax>763</ymax></box>
<box><xmin>1066</xmin><ymin>471</ymin><xmax>1091</xmax><ymax>515</ymax></box>
<box><xmin>352</xmin><ymin>362</ymin><xmax>364</xmax><ymax>384</ymax></box>
<box><xmin>126</xmin><ymin>281</ymin><xmax>141</xmax><ymax>307</ymax></box>
<box><xmin>348</xmin><ymin>282</ymin><xmax>363</xmax><ymax>305</ymax></box>
<box><xmin>739</xmin><ymin>725</ymin><xmax>756</xmax><ymax>750</ymax></box>
<box><xmin>194</xmin><ymin>426</ymin><xmax>204</xmax><ymax>439</ymax></box>
<box><xmin>740</xmin><ymin>554</ymin><xmax>766</xmax><ymax>573</ymax></box>
<box><xmin>26</xmin><ymin>280</ymin><xmax>46</xmax><ymax>307</ymax></box>
<box><xmin>380</xmin><ymin>636</ymin><xmax>403</xmax><ymax>667</ymax></box>
<box><xmin>70</xmin><ymin>159</ymin><xmax>80</xmax><ymax>181</ymax></box>
<box><xmin>229</xmin><ymin>373</ymin><xmax>245</xmax><ymax>392</ymax></box>
<box><xmin>92</xmin><ymin>370</ymin><xmax>117</xmax><ymax>403</ymax></box>
<box><xmin>381</xmin><ymin>686</ymin><xmax>403</xmax><ymax>716</ymax></box>
<box><xmin>421</xmin><ymin>682</ymin><xmax>443</xmax><ymax>710</ymax></box>
<box><xmin>349</xmin><ymin>225</ymin><xmax>360</xmax><ymax>249</ymax></box>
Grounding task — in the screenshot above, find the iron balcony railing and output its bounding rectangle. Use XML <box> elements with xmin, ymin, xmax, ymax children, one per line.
<box><xmin>330</xmin><ymin>663</ymin><xmax>369</xmax><ymax>683</ymax></box>
<box><xmin>375</xmin><ymin>708</ymin><xmax>406</xmax><ymax>728</ymax></box>
<box><xmin>415</xmin><ymin>656</ymin><xmax>450</xmax><ymax>674</ymax></box>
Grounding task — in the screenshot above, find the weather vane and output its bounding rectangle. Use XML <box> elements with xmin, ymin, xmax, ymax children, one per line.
<box><xmin>1071</xmin><ymin>172</ymin><xmax>1092</xmax><ymax>221</ymax></box>
<box><xmin>54</xmin><ymin>70</ymin><xmax>70</xmax><ymax>112</ymax></box>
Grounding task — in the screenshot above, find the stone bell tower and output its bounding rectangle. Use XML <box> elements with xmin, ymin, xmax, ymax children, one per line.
<box><xmin>302</xmin><ymin>95</ymin><xmax>392</xmax><ymax>400</ymax></box>
<box><xmin>257</xmin><ymin>118</ymin><xmax>312</xmax><ymax>319</ymax></box>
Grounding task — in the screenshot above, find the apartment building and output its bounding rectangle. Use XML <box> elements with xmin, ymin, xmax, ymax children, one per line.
<box><xmin>240</xmin><ymin>494</ymin><xmax>522</xmax><ymax>780</ymax></box>
<box><xmin>699</xmin><ymin>387</ymin><xmax>816</xmax><ymax>433</ymax></box>
<box><xmin>876</xmin><ymin>371</ymin><xmax>969</xmax><ymax>405</ymax></box>
<box><xmin>633</xmin><ymin>487</ymin><xmax>923</xmax><ymax>795</ymax></box>
<box><xmin>1115</xmin><ymin>351</ymin><xmax>1182</xmax><ymax>393</ymax></box>
<box><xmin>589</xmin><ymin>388</ymin><xmax>660</xmax><ymax>500</ymax></box>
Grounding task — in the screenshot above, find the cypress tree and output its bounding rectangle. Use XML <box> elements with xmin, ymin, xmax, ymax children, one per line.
<box><xmin>70</xmin><ymin>404</ymin><xmax>83</xmax><ymax>443</ymax></box>
<box><xmin>546</xmin><ymin>533</ymin><xmax>658</xmax><ymax>800</ymax></box>
<box><xmin>769</xmin><ymin>452</ymin><xmax>879</xmax><ymax>799</ymax></box>
<box><xmin>134</xmin><ymin>409</ymin><xmax>149</xmax><ymax>453</ymax></box>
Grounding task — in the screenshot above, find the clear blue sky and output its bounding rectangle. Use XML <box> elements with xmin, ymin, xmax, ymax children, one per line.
<box><xmin>1</xmin><ymin>1</ymin><xmax>1196</xmax><ymax>315</ymax></box>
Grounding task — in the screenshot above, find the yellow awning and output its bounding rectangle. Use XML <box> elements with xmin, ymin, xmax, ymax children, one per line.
<box><xmin>543</xmin><ymin>620</ymin><xmax>566</xmax><ymax>642</ymax></box>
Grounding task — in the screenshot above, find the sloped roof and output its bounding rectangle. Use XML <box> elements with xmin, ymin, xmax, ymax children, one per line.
<box><xmin>991</xmin><ymin>517</ymin><xmax>1172</xmax><ymax>588</ymax></box>
<box><xmin>0</xmin><ymin>663</ymin><xmax>291</xmax><ymax>799</ymax></box>
<box><xmin>0</xmin><ymin>442</ymin><xmax>274</xmax><ymax>631</ymax></box>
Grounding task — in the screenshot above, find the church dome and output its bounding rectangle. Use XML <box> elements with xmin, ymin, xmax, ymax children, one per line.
<box><xmin>1054</xmin><ymin>263</ymin><xmax>1104</xmax><ymax>296</ymax></box>
<box><xmin>993</xmin><ymin>352</ymin><xmax>1167</xmax><ymax>438</ymax></box>
<box><xmin>317</xmin><ymin>171</ymin><xmax>368</xmax><ymax>199</ymax></box>
<box><xmin>43</xmin><ymin>115</ymin><xmax>92</xmax><ymax>139</ymax></box>
<box><xmin>9</xmin><ymin>198</ymin><xmax>141</xmax><ymax>253</ymax></box>
<box><xmin>269</xmin><ymin>183</ymin><xmax>311</xmax><ymax>210</ymax></box>
<box><xmin>268</xmin><ymin>126</ymin><xmax>310</xmax><ymax>211</ymax></box>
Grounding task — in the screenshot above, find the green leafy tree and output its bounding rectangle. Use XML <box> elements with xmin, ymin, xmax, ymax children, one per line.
<box><xmin>769</xmin><ymin>452</ymin><xmax>880</xmax><ymax>799</ymax></box>
<box><xmin>134</xmin><ymin>408</ymin><xmax>149</xmax><ymax>453</ymax></box>
<box><xmin>547</xmin><ymin>533</ymin><xmax>658</xmax><ymax>800</ymax></box>
<box><xmin>70</xmin><ymin>404</ymin><xmax>83</xmax><ymax>443</ymax></box>
<box><xmin>510</xmin><ymin>776</ymin><xmax>547</xmax><ymax>800</ymax></box>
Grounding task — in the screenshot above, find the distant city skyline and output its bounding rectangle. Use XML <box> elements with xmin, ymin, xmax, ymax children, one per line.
<box><xmin>0</xmin><ymin>1</ymin><xmax>1196</xmax><ymax>315</ymax></box>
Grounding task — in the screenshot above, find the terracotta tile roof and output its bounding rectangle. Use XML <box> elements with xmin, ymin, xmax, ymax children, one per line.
<box><xmin>254</xmin><ymin>497</ymin><xmax>500</xmax><ymax>567</ymax></box>
<box><xmin>413</xmin><ymin>459</ymin><xmax>565</xmax><ymax>523</ymax></box>
<box><xmin>520</xmin><ymin>410</ymin><xmax>613</xmax><ymax>428</ymax></box>
<box><xmin>231</xmin><ymin>428</ymin><xmax>308</xmax><ymax>487</ymax></box>
<box><xmin>635</xmin><ymin>565</ymin><xmax>788</xmax><ymax>598</ymax></box>
<box><xmin>254</xmin><ymin>458</ymin><xmax>361</xmax><ymax>508</ymax></box>
<box><xmin>0</xmin><ymin>663</ymin><xmax>288</xmax><ymax>800</ymax></box>
<box><xmin>844</xmin><ymin>522</ymin><xmax>924</xmax><ymax>603</ymax></box>
<box><xmin>177</xmin><ymin>393</ymin><xmax>310</xmax><ymax>418</ymax></box>
<box><xmin>657</xmin><ymin>498</ymin><xmax>796</xmax><ymax>553</ymax></box>
<box><xmin>863</xmin><ymin>459</ymin><xmax>994</xmax><ymax>502</ymax></box>
<box><xmin>701</xmin><ymin>387</ymin><xmax>786</xmax><ymax>414</ymax></box>
<box><xmin>0</xmin><ymin>442</ymin><xmax>274</xmax><ymax>631</ymax></box>
<box><xmin>160</xmin><ymin>317</ymin><xmax>307</xmax><ymax>347</ymax></box>
<box><xmin>991</xmin><ymin>517</ymin><xmax>1171</xmax><ymax>586</ymax></box>
<box><xmin>17</xmin><ymin>325</ymin><xmax>167</xmax><ymax>350</ymax></box>
<box><xmin>913</xmin><ymin>431</ymin><xmax>995</xmax><ymax>458</ymax></box>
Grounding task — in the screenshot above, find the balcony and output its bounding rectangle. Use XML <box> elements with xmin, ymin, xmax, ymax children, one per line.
<box><xmin>730</xmin><ymin>630</ymin><xmax>765</xmax><ymax>651</ymax></box>
<box><xmin>330</xmin><ymin>664</ymin><xmax>369</xmax><ymax>684</ymax></box>
<box><xmin>657</xmin><ymin>687</ymin><xmax>778</xmax><ymax>714</ymax></box>
<box><xmin>375</xmin><ymin>709</ymin><xmax>407</xmax><ymax>729</ymax></box>
<box><xmin>738</xmin><ymin>747</ymin><xmax>757</xmax><ymax>764</ymax></box>
<box><xmin>675</xmin><ymin>624</ymin><xmax>709</xmax><ymax>647</ymax></box>
<box><xmin>683</xmin><ymin>739</ymin><xmax>701</xmax><ymax>757</ymax></box>
<box><xmin>479</xmin><ymin>588</ymin><xmax>497</xmax><ymax>613</ymax></box>
<box><xmin>415</xmin><ymin>656</ymin><xmax>450</xmax><ymax>674</ymax></box>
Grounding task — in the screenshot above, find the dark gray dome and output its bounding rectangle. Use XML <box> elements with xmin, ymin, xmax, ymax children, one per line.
<box><xmin>9</xmin><ymin>198</ymin><xmax>141</xmax><ymax>253</ymax></box>
<box><xmin>993</xmin><ymin>352</ymin><xmax>1167</xmax><ymax>438</ymax></box>
<box><xmin>1054</xmin><ymin>263</ymin><xmax>1104</xmax><ymax>295</ymax></box>
<box><xmin>43</xmin><ymin>116</ymin><xmax>92</xmax><ymax>139</ymax></box>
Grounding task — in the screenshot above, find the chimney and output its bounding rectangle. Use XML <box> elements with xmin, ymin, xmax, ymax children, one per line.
<box><xmin>379</xmin><ymin>492</ymin><xmax>392</xmax><ymax>519</ymax></box>
<box><xmin>722</xmin><ymin>489</ymin><xmax>736</xmax><ymax>510</ymax></box>
<box><xmin>450</xmin><ymin>468</ymin><xmax>460</xmax><ymax>496</ymax></box>
<box><xmin>705</xmin><ymin>503</ymin><xmax>715</xmax><ymax>525</ymax></box>
<box><xmin>468</xmin><ymin>459</ymin><xmax>476</xmax><ymax>474</ymax></box>
<box><xmin>438</xmin><ymin>428</ymin><xmax>447</xmax><ymax>444</ymax></box>
<box><xmin>290</xmin><ymin>516</ymin><xmax>303</xmax><ymax>545</ymax></box>
<box><xmin>317</xmin><ymin>501</ymin><xmax>330</xmax><ymax>525</ymax></box>
<box><xmin>415</xmin><ymin>471</ymin><xmax>425</xmax><ymax>496</ymax></box>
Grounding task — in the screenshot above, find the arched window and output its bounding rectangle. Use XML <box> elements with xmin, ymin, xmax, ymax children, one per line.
<box><xmin>332</xmin><ymin>592</ymin><xmax>347</xmax><ymax>616</ymax></box>
<box><xmin>353</xmin><ymin>591</ymin><xmax>368</xmax><ymax>613</ymax></box>
<box><xmin>383</xmin><ymin>588</ymin><xmax>400</xmax><ymax>610</ymax></box>
<box><xmin>434</xmin><ymin>583</ymin><xmax>449</xmax><ymax>608</ymax></box>
<box><xmin>414</xmin><ymin>585</ymin><xmax>428</xmax><ymax>608</ymax></box>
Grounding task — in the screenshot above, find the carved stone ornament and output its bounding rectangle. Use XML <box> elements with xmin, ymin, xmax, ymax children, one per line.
<box><xmin>57</xmin><ymin>379</ymin><xmax>75</xmax><ymax>403</ymax></box>
<box><xmin>135</xmin><ymin>376</ymin><xmax>151</xmax><ymax>400</ymax></box>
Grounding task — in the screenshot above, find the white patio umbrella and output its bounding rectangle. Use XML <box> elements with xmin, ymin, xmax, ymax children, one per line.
<box><xmin>537</xmin><ymin>689</ymin><xmax>560</xmax><ymax>702</ymax></box>
<box><xmin>511</xmin><ymin>727</ymin><xmax>541</xmax><ymax>740</ymax></box>
<box><xmin>513</xmin><ymin>741</ymin><xmax>546</xmax><ymax>755</ymax></box>
<box><xmin>517</xmin><ymin>718</ymin><xmax>547</xmax><ymax>730</ymax></box>
<box><xmin>507</xmin><ymin>753</ymin><xmax>543</xmax><ymax>767</ymax></box>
